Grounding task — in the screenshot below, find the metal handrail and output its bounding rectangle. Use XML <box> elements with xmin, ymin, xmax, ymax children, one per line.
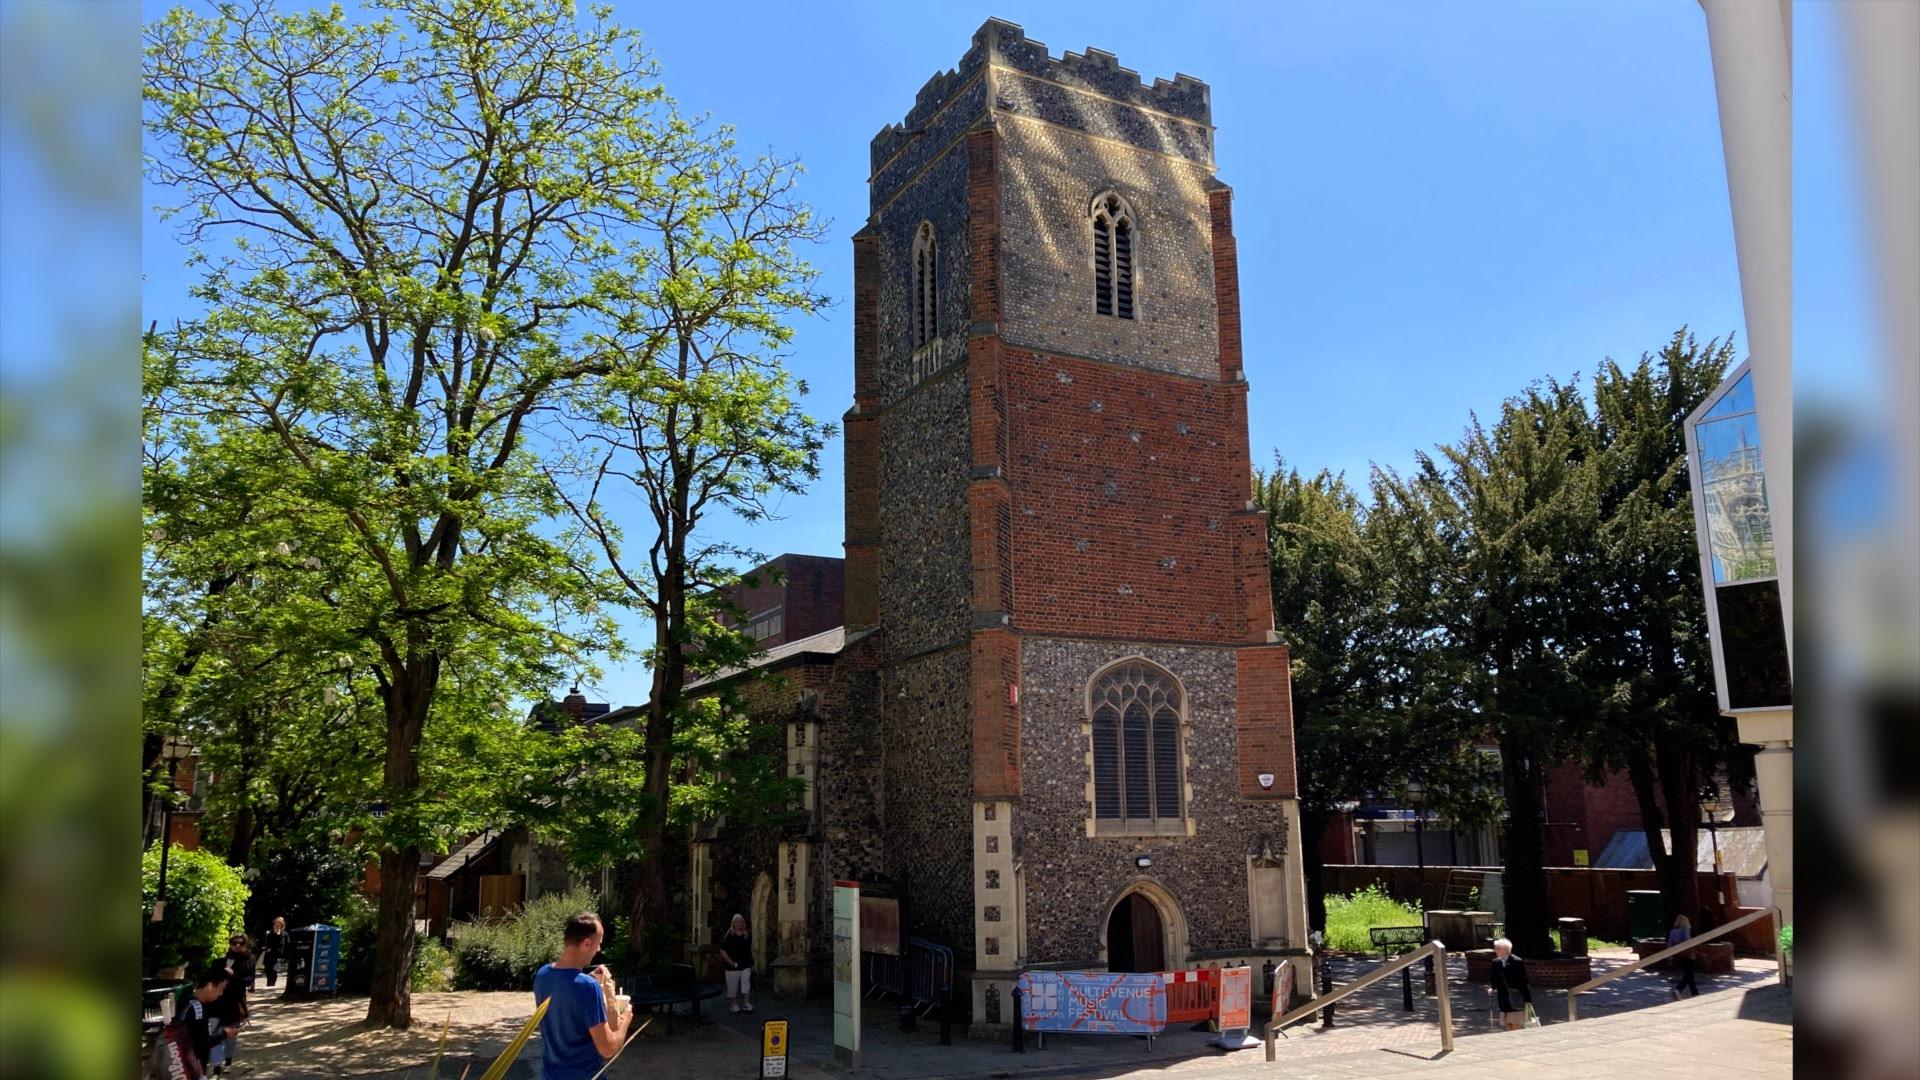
<box><xmin>1263</xmin><ymin>940</ymin><xmax>1455</xmax><ymax>1061</ymax></box>
<box><xmin>1565</xmin><ymin>905</ymin><xmax>1786</xmax><ymax>1021</ymax></box>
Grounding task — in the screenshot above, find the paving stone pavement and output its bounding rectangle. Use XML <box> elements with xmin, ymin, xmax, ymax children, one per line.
<box><xmin>600</xmin><ymin>953</ymin><xmax>1785</xmax><ymax>1080</ymax></box>
<box><xmin>235</xmin><ymin>953</ymin><xmax>1787</xmax><ymax>1079</ymax></box>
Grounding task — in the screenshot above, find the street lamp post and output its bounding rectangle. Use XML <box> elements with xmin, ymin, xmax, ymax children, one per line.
<box><xmin>151</xmin><ymin>736</ymin><xmax>185</xmax><ymax>925</ymax></box>
<box><xmin>1405</xmin><ymin>775</ymin><xmax>1427</xmax><ymax>878</ymax></box>
<box><xmin>1404</xmin><ymin>774</ymin><xmax>1435</xmax><ymax>997</ymax></box>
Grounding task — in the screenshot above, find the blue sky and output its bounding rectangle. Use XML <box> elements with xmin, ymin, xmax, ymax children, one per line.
<box><xmin>135</xmin><ymin>1</ymin><xmax>1863</xmax><ymax>708</ymax></box>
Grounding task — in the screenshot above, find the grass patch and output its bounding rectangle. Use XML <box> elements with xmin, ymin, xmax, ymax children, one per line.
<box><xmin>1549</xmin><ymin>929</ymin><xmax>1626</xmax><ymax>953</ymax></box>
<box><xmin>1322</xmin><ymin>886</ymin><xmax>1423</xmax><ymax>952</ymax></box>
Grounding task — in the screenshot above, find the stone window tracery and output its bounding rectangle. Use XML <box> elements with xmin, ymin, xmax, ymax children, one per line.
<box><xmin>912</xmin><ymin>221</ymin><xmax>938</xmax><ymax>349</ymax></box>
<box><xmin>1090</xmin><ymin>661</ymin><xmax>1184</xmax><ymax>833</ymax></box>
<box><xmin>1091</xmin><ymin>192</ymin><xmax>1136</xmax><ymax>320</ymax></box>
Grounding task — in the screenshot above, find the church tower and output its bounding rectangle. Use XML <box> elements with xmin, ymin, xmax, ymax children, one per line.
<box><xmin>841</xmin><ymin>18</ymin><xmax>1310</xmax><ymax>1024</ymax></box>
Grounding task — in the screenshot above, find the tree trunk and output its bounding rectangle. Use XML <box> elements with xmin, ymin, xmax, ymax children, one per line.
<box><xmin>1625</xmin><ymin>744</ymin><xmax>1702</xmax><ymax>931</ymax></box>
<box><xmin>1300</xmin><ymin>807</ymin><xmax>1329</xmax><ymax>932</ymax></box>
<box><xmin>1497</xmin><ymin>729</ymin><xmax>1554</xmax><ymax>957</ymax></box>
<box><xmin>228</xmin><ymin>803</ymin><xmax>256</xmax><ymax>870</ymax></box>
<box><xmin>1625</xmin><ymin>745</ymin><xmax>1672</xmax><ymax>922</ymax></box>
<box><xmin>366</xmin><ymin>658</ymin><xmax>434</xmax><ymax>1029</ymax></box>
<box><xmin>1654</xmin><ymin>747</ymin><xmax>1703</xmax><ymax>927</ymax></box>
<box><xmin>226</xmin><ymin>706</ymin><xmax>259</xmax><ymax>868</ymax></box>
<box><xmin>365</xmin><ymin>845</ymin><xmax>422</xmax><ymax>1028</ymax></box>
<box><xmin>627</xmin><ymin>601</ymin><xmax>685</xmax><ymax>966</ymax></box>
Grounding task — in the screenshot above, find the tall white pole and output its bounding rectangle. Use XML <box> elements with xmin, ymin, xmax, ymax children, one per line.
<box><xmin>1697</xmin><ymin>0</ymin><xmax>1793</xmax><ymax>670</ymax></box>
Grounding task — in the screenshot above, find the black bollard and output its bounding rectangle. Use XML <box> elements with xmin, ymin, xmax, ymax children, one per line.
<box><xmin>1402</xmin><ymin>965</ymin><xmax>1414</xmax><ymax>1011</ymax></box>
<box><xmin>1424</xmin><ymin>955</ymin><xmax>1437</xmax><ymax>997</ymax></box>
<box><xmin>900</xmin><ymin>1004</ymin><xmax>916</xmax><ymax>1034</ymax></box>
<box><xmin>1319</xmin><ymin>959</ymin><xmax>1336</xmax><ymax>1028</ymax></box>
<box><xmin>1012</xmin><ymin>987</ymin><xmax>1025</xmax><ymax>1053</ymax></box>
<box><xmin>938</xmin><ymin>989</ymin><xmax>952</xmax><ymax>1046</ymax></box>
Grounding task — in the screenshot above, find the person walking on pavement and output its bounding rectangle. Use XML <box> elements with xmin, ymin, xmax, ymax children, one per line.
<box><xmin>209</xmin><ymin>934</ymin><xmax>254</xmax><ymax>1071</ymax></box>
<box><xmin>259</xmin><ymin>917</ymin><xmax>287</xmax><ymax>988</ymax></box>
<box><xmin>1489</xmin><ymin>937</ymin><xmax>1533</xmax><ymax>1031</ymax></box>
<box><xmin>721</xmin><ymin>913</ymin><xmax>755</xmax><ymax>1013</ymax></box>
<box><xmin>1668</xmin><ymin>915</ymin><xmax>1700</xmax><ymax>998</ymax></box>
<box><xmin>533</xmin><ymin>912</ymin><xmax>632</xmax><ymax>1080</ymax></box>
<box><xmin>149</xmin><ymin>966</ymin><xmax>229</xmax><ymax>1079</ymax></box>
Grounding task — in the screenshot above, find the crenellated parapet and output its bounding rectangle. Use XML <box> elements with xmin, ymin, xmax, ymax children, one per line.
<box><xmin>870</xmin><ymin>18</ymin><xmax>1212</xmax><ymax>172</ymax></box>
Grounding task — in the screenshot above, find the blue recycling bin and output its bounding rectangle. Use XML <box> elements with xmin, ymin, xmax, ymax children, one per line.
<box><xmin>285</xmin><ymin>924</ymin><xmax>342</xmax><ymax>1000</ymax></box>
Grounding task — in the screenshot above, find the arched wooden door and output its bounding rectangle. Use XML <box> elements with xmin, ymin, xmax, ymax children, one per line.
<box><xmin>1105</xmin><ymin>893</ymin><xmax>1166</xmax><ymax>973</ymax></box>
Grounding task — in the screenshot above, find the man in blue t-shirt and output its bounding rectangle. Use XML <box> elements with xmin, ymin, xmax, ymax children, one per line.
<box><xmin>533</xmin><ymin>912</ymin><xmax>632</xmax><ymax>1080</ymax></box>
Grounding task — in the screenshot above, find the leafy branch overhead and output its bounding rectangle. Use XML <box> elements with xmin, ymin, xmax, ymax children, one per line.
<box><xmin>144</xmin><ymin>0</ymin><xmax>825</xmax><ymax>1026</ymax></box>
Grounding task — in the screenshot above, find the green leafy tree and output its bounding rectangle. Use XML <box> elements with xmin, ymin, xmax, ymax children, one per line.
<box><xmin>1387</xmin><ymin>381</ymin><xmax>1603</xmax><ymax>957</ymax></box>
<box><xmin>547</xmin><ymin>129</ymin><xmax>827</xmax><ymax>961</ymax></box>
<box><xmin>1260</xmin><ymin>460</ymin><xmax>1501</xmax><ymax>928</ymax></box>
<box><xmin>142</xmin><ymin>843</ymin><xmax>251</xmax><ymax>975</ymax></box>
<box><xmin>142</xmin><ymin>0</ymin><xmax>692</xmax><ymax>1026</ymax></box>
<box><xmin>1579</xmin><ymin>331</ymin><xmax>1739</xmax><ymax>928</ymax></box>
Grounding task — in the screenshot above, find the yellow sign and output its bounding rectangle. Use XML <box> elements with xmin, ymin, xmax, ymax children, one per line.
<box><xmin>1573</xmin><ymin>849</ymin><xmax>1590</xmax><ymax>867</ymax></box>
<box><xmin>761</xmin><ymin>1019</ymin><xmax>789</xmax><ymax>1078</ymax></box>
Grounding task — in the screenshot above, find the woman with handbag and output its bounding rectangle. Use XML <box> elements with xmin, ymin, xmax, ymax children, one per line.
<box><xmin>1488</xmin><ymin>937</ymin><xmax>1533</xmax><ymax>1031</ymax></box>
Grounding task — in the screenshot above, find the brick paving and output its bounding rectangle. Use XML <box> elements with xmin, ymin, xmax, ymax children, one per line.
<box><xmin>232</xmin><ymin>952</ymin><xmax>1786</xmax><ymax>1079</ymax></box>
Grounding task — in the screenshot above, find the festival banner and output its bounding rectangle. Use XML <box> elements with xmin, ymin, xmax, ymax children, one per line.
<box><xmin>1016</xmin><ymin>970</ymin><xmax>1168</xmax><ymax>1036</ymax></box>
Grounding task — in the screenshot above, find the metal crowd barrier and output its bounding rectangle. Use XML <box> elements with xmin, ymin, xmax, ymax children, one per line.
<box><xmin>862</xmin><ymin>937</ymin><xmax>954</xmax><ymax>1015</ymax></box>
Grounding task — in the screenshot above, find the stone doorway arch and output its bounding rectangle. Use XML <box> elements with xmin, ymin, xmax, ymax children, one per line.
<box><xmin>751</xmin><ymin>872</ymin><xmax>775</xmax><ymax>978</ymax></box>
<box><xmin>1100</xmin><ymin>878</ymin><xmax>1189</xmax><ymax>973</ymax></box>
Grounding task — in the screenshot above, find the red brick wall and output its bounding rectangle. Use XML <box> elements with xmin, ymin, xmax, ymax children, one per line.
<box><xmin>718</xmin><ymin>554</ymin><xmax>845</xmax><ymax>649</ymax></box>
<box><xmin>1003</xmin><ymin>347</ymin><xmax>1250</xmax><ymax>643</ymax></box>
<box><xmin>970</xmin><ymin>629</ymin><xmax>1021</xmax><ymax>797</ymax></box>
<box><xmin>1235</xmin><ymin>646</ymin><xmax>1297</xmax><ymax>797</ymax></box>
<box><xmin>844</xmin><ymin>231</ymin><xmax>881</xmax><ymax>630</ymax></box>
<box><xmin>1540</xmin><ymin>762</ymin><xmax>1676</xmax><ymax>867</ymax></box>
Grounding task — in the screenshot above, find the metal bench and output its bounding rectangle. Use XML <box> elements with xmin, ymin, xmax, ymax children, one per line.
<box><xmin>618</xmin><ymin>962</ymin><xmax>726</xmax><ymax>1033</ymax></box>
<box><xmin>1368</xmin><ymin>926</ymin><xmax>1428</xmax><ymax>959</ymax></box>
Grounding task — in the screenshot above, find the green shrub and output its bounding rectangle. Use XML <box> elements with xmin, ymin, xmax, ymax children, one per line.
<box><xmin>452</xmin><ymin>888</ymin><xmax>600</xmax><ymax>991</ymax></box>
<box><xmin>413</xmin><ymin>938</ymin><xmax>454</xmax><ymax>992</ymax></box>
<box><xmin>1322</xmin><ymin>885</ymin><xmax>1423</xmax><ymax>953</ymax></box>
<box><xmin>241</xmin><ymin>841</ymin><xmax>364</xmax><ymax>935</ymax></box>
<box><xmin>1779</xmin><ymin>923</ymin><xmax>1792</xmax><ymax>960</ymax></box>
<box><xmin>141</xmin><ymin>843</ymin><xmax>250</xmax><ymax>975</ymax></box>
<box><xmin>335</xmin><ymin>893</ymin><xmax>378</xmax><ymax>994</ymax></box>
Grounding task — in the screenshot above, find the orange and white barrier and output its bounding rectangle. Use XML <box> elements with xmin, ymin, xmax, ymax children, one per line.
<box><xmin>1161</xmin><ymin>968</ymin><xmax>1218</xmax><ymax>1025</ymax></box>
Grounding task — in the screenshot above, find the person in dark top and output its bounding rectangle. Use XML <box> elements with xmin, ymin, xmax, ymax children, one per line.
<box><xmin>1489</xmin><ymin>937</ymin><xmax>1532</xmax><ymax>1031</ymax></box>
<box><xmin>721</xmin><ymin>913</ymin><xmax>755</xmax><ymax>1013</ymax></box>
<box><xmin>160</xmin><ymin>966</ymin><xmax>229</xmax><ymax>1078</ymax></box>
<box><xmin>209</xmin><ymin>934</ymin><xmax>254</xmax><ymax>1070</ymax></box>
<box><xmin>260</xmin><ymin>916</ymin><xmax>288</xmax><ymax>988</ymax></box>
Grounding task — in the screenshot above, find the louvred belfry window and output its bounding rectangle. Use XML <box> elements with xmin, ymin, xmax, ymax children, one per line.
<box><xmin>1091</xmin><ymin>193</ymin><xmax>1136</xmax><ymax>320</ymax></box>
<box><xmin>912</xmin><ymin>221</ymin><xmax>937</xmax><ymax>349</ymax></box>
<box><xmin>1091</xmin><ymin>662</ymin><xmax>1184</xmax><ymax>831</ymax></box>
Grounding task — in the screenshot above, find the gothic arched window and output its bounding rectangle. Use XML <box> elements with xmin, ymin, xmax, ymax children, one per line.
<box><xmin>912</xmin><ymin>221</ymin><xmax>938</xmax><ymax>349</ymax></box>
<box><xmin>1091</xmin><ymin>192</ymin><xmax>1136</xmax><ymax>320</ymax></box>
<box><xmin>1089</xmin><ymin>661</ymin><xmax>1184</xmax><ymax>832</ymax></box>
